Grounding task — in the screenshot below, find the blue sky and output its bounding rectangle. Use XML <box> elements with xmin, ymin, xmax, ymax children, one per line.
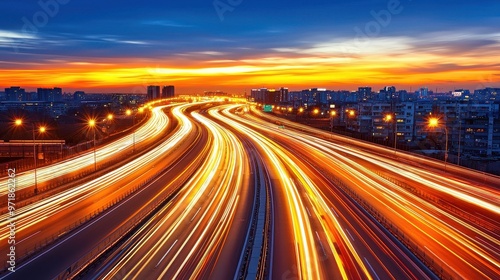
<box><xmin>0</xmin><ymin>0</ymin><xmax>499</xmax><ymax>92</ymax></box>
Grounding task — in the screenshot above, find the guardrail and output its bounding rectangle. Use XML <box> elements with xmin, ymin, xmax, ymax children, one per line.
<box><xmin>235</xmin><ymin>146</ymin><xmax>272</xmax><ymax>280</ymax></box>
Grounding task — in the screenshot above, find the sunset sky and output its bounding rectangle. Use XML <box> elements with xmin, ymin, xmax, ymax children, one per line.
<box><xmin>1</xmin><ymin>0</ymin><xmax>499</xmax><ymax>94</ymax></box>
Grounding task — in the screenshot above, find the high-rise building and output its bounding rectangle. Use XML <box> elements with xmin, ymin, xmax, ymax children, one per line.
<box><xmin>5</xmin><ymin>87</ymin><xmax>26</xmax><ymax>101</ymax></box>
<box><xmin>250</xmin><ymin>88</ymin><xmax>280</xmax><ymax>104</ymax></box>
<box><xmin>279</xmin><ymin>87</ymin><xmax>289</xmax><ymax>103</ymax></box>
<box><xmin>37</xmin><ymin>87</ymin><xmax>62</xmax><ymax>102</ymax></box>
<box><xmin>358</xmin><ymin>87</ymin><xmax>372</xmax><ymax>101</ymax></box>
<box><xmin>162</xmin><ymin>85</ymin><xmax>175</xmax><ymax>98</ymax></box>
<box><xmin>378</xmin><ymin>86</ymin><xmax>396</xmax><ymax>101</ymax></box>
<box><xmin>147</xmin><ymin>85</ymin><xmax>161</xmax><ymax>100</ymax></box>
<box><xmin>417</xmin><ymin>87</ymin><xmax>429</xmax><ymax>99</ymax></box>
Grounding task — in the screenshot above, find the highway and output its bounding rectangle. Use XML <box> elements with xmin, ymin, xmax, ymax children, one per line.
<box><xmin>212</xmin><ymin>104</ymin><xmax>436</xmax><ymax>279</ymax></box>
<box><xmin>233</xmin><ymin>105</ymin><xmax>500</xmax><ymax>279</ymax></box>
<box><xmin>0</xmin><ymin>103</ymin><xmax>206</xmax><ymax>279</ymax></box>
<box><xmin>1</xmin><ymin>100</ymin><xmax>498</xmax><ymax>279</ymax></box>
<box><xmin>91</xmin><ymin>108</ymin><xmax>254</xmax><ymax>279</ymax></box>
<box><xmin>0</xmin><ymin>104</ymin><xmax>170</xmax><ymax>196</ymax></box>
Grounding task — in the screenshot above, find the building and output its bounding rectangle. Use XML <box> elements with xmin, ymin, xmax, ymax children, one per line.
<box><xmin>417</xmin><ymin>87</ymin><xmax>429</xmax><ymax>99</ymax></box>
<box><xmin>376</xmin><ymin>86</ymin><xmax>396</xmax><ymax>102</ymax></box>
<box><xmin>251</xmin><ymin>88</ymin><xmax>275</xmax><ymax>104</ymax></box>
<box><xmin>37</xmin><ymin>87</ymin><xmax>62</xmax><ymax>102</ymax></box>
<box><xmin>6</xmin><ymin>87</ymin><xmax>27</xmax><ymax>101</ymax></box>
<box><xmin>73</xmin><ymin>91</ymin><xmax>86</xmax><ymax>102</ymax></box>
<box><xmin>278</xmin><ymin>87</ymin><xmax>289</xmax><ymax>103</ymax></box>
<box><xmin>413</xmin><ymin>101</ymin><xmax>434</xmax><ymax>140</ymax></box>
<box><xmin>455</xmin><ymin>103</ymin><xmax>500</xmax><ymax>158</ymax></box>
<box><xmin>355</xmin><ymin>102</ymin><xmax>392</xmax><ymax>136</ymax></box>
<box><xmin>162</xmin><ymin>85</ymin><xmax>175</xmax><ymax>98</ymax></box>
<box><xmin>147</xmin><ymin>85</ymin><xmax>160</xmax><ymax>100</ymax></box>
<box><xmin>358</xmin><ymin>87</ymin><xmax>372</xmax><ymax>102</ymax></box>
<box><xmin>394</xmin><ymin>102</ymin><xmax>415</xmax><ymax>142</ymax></box>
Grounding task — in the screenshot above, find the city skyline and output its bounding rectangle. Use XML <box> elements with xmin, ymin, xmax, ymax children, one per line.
<box><xmin>1</xmin><ymin>0</ymin><xmax>499</xmax><ymax>93</ymax></box>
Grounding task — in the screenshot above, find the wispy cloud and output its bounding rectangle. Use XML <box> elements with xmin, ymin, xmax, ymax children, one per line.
<box><xmin>0</xmin><ymin>30</ymin><xmax>37</xmax><ymax>40</ymax></box>
<box><xmin>142</xmin><ymin>20</ymin><xmax>192</xmax><ymax>28</ymax></box>
<box><xmin>0</xmin><ymin>29</ymin><xmax>38</xmax><ymax>50</ymax></box>
<box><xmin>85</xmin><ymin>35</ymin><xmax>149</xmax><ymax>45</ymax></box>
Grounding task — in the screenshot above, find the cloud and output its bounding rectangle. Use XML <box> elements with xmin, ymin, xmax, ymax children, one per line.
<box><xmin>0</xmin><ymin>30</ymin><xmax>37</xmax><ymax>40</ymax></box>
<box><xmin>142</xmin><ymin>20</ymin><xmax>192</xmax><ymax>28</ymax></box>
<box><xmin>0</xmin><ymin>29</ymin><xmax>39</xmax><ymax>50</ymax></box>
<box><xmin>84</xmin><ymin>35</ymin><xmax>149</xmax><ymax>45</ymax></box>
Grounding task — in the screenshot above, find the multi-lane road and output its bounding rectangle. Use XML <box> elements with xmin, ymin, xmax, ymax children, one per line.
<box><xmin>1</xmin><ymin>100</ymin><xmax>498</xmax><ymax>279</ymax></box>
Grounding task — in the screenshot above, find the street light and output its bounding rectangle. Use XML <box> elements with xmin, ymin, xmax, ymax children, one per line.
<box><xmin>428</xmin><ymin>117</ymin><xmax>448</xmax><ymax>170</ymax></box>
<box><xmin>347</xmin><ymin>110</ymin><xmax>355</xmax><ymax>130</ymax></box>
<box><xmin>330</xmin><ymin>111</ymin><xmax>337</xmax><ymax>132</ymax></box>
<box><xmin>88</xmin><ymin>119</ymin><xmax>97</xmax><ymax>171</ymax></box>
<box><xmin>384</xmin><ymin>113</ymin><xmax>397</xmax><ymax>155</ymax></box>
<box><xmin>107</xmin><ymin>114</ymin><xmax>113</xmax><ymax>121</ymax></box>
<box><xmin>15</xmin><ymin>119</ymin><xmax>46</xmax><ymax>194</ymax></box>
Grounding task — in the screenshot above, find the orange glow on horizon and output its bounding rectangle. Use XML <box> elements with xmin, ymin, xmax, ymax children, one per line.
<box><xmin>1</xmin><ymin>50</ymin><xmax>498</xmax><ymax>93</ymax></box>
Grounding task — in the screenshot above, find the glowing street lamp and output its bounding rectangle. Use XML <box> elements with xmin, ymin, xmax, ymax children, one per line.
<box><xmin>88</xmin><ymin>119</ymin><xmax>97</xmax><ymax>171</ymax></box>
<box><xmin>346</xmin><ymin>110</ymin><xmax>356</xmax><ymax>130</ymax></box>
<box><xmin>384</xmin><ymin>113</ymin><xmax>397</xmax><ymax>154</ymax></box>
<box><xmin>330</xmin><ymin>111</ymin><xmax>337</xmax><ymax>132</ymax></box>
<box><xmin>429</xmin><ymin>117</ymin><xmax>439</xmax><ymax>128</ymax></box>
<box><xmin>107</xmin><ymin>114</ymin><xmax>113</xmax><ymax>121</ymax></box>
<box><xmin>428</xmin><ymin>117</ymin><xmax>448</xmax><ymax>170</ymax></box>
<box><xmin>15</xmin><ymin>119</ymin><xmax>46</xmax><ymax>194</ymax></box>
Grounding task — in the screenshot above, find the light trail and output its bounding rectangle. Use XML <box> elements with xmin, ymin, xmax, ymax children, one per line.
<box><xmin>100</xmin><ymin>107</ymin><xmax>248</xmax><ymax>279</ymax></box>
<box><xmin>239</xmin><ymin>106</ymin><xmax>500</xmax><ymax>279</ymax></box>
<box><xmin>0</xmin><ymin>105</ymin><xmax>172</xmax><ymax>194</ymax></box>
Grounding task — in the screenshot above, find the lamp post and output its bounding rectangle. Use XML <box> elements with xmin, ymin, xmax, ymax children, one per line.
<box><xmin>330</xmin><ymin>110</ymin><xmax>336</xmax><ymax>132</ymax></box>
<box><xmin>347</xmin><ymin>110</ymin><xmax>355</xmax><ymax>131</ymax></box>
<box><xmin>384</xmin><ymin>114</ymin><xmax>397</xmax><ymax>155</ymax></box>
<box><xmin>88</xmin><ymin>119</ymin><xmax>97</xmax><ymax>171</ymax></box>
<box><xmin>15</xmin><ymin>119</ymin><xmax>46</xmax><ymax>194</ymax></box>
<box><xmin>429</xmin><ymin>117</ymin><xmax>448</xmax><ymax>170</ymax></box>
<box><xmin>297</xmin><ymin>107</ymin><xmax>304</xmax><ymax>121</ymax></box>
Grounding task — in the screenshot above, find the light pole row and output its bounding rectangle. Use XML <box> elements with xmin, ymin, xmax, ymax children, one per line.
<box><xmin>14</xmin><ymin>119</ymin><xmax>46</xmax><ymax>194</ymax></box>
